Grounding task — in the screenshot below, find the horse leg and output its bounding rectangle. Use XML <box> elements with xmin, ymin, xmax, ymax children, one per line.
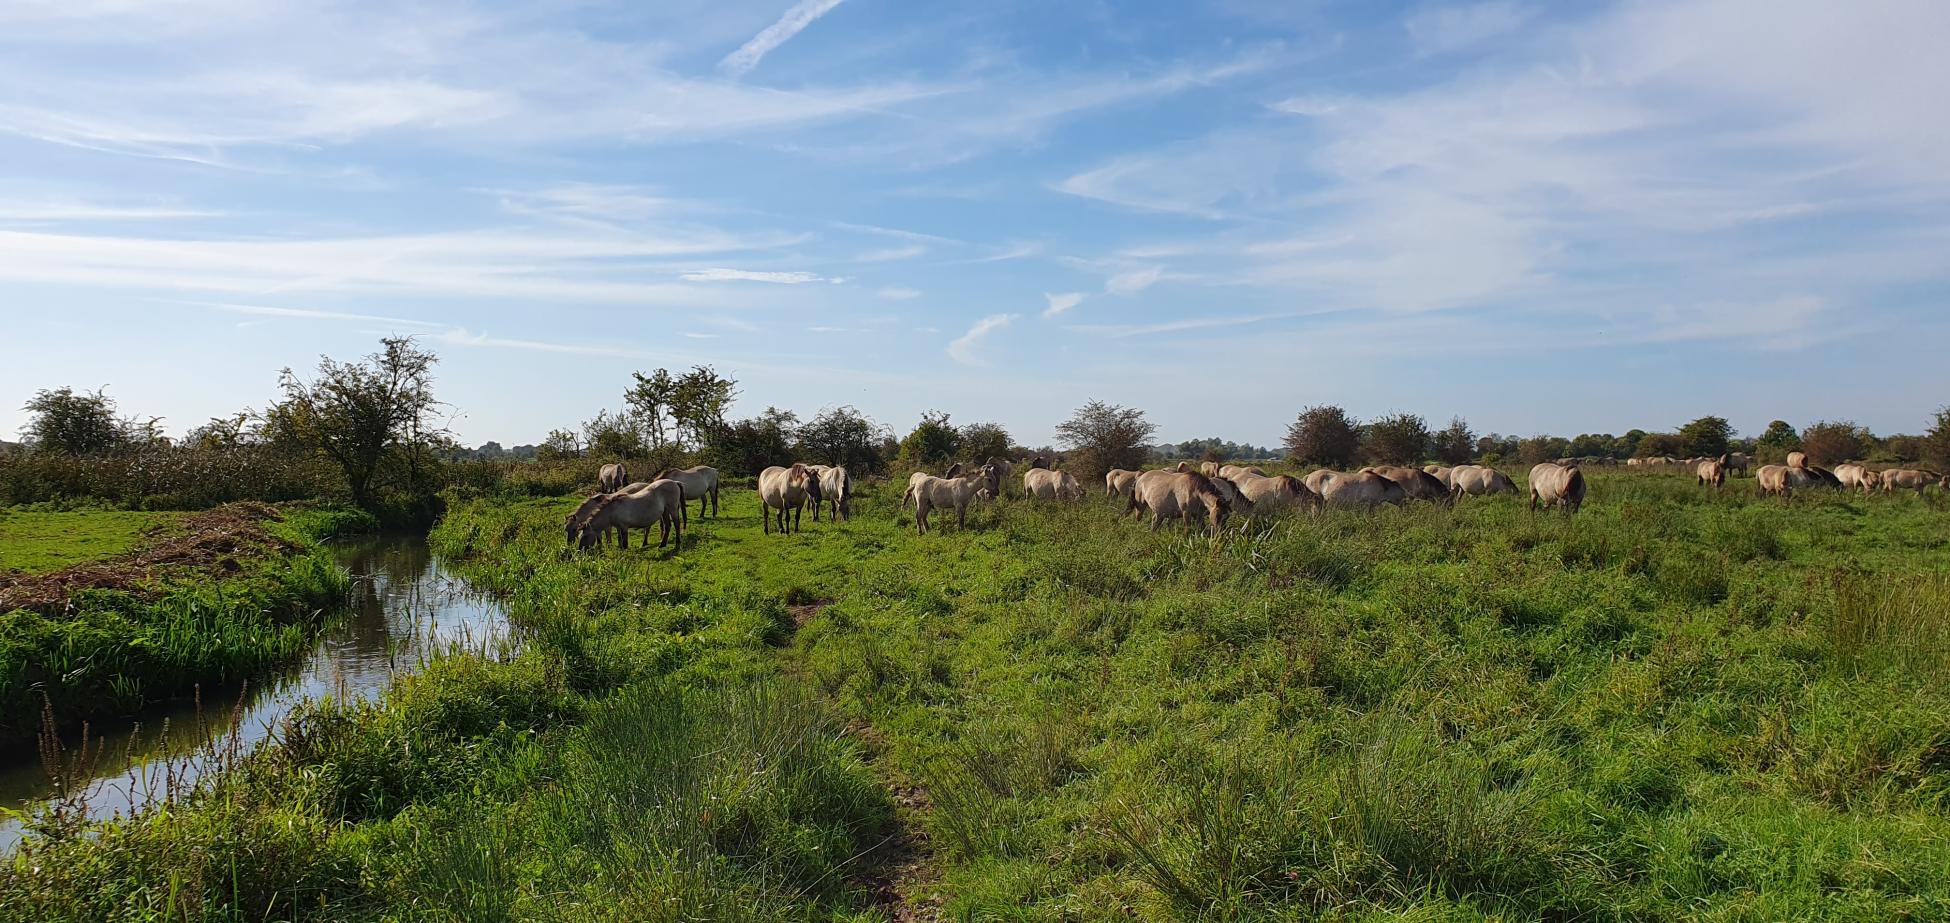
<box><xmin>764</xmin><ymin>504</ymin><xmax>772</xmax><ymax>534</ymax></box>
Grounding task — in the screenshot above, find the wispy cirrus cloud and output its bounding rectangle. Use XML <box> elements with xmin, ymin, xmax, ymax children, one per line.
<box><xmin>1105</xmin><ymin>266</ymin><xmax>1164</xmax><ymax>295</ymax></box>
<box><xmin>680</xmin><ymin>267</ymin><xmax>831</xmax><ymax>284</ymax></box>
<box><xmin>878</xmin><ymin>285</ymin><xmax>921</xmax><ymax>300</ymax></box>
<box><xmin>718</xmin><ymin>0</ymin><xmax>847</xmax><ymax>78</ymax></box>
<box><xmin>946</xmin><ymin>313</ymin><xmax>1017</xmax><ymax>365</ymax></box>
<box><xmin>1041</xmin><ymin>292</ymin><xmax>1085</xmax><ymax>318</ymax></box>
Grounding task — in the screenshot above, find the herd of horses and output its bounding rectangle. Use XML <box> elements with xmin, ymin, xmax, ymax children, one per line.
<box><xmin>562</xmin><ymin>450</ymin><xmax>1948</xmax><ymax>550</ymax></box>
<box><xmin>566</xmin><ymin>460</ymin><xmax>853</xmax><ymax>550</ymax></box>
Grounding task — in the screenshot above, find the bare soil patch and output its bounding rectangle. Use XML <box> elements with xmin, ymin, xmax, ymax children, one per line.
<box><xmin>0</xmin><ymin>503</ymin><xmax>294</xmax><ymax>614</ymax></box>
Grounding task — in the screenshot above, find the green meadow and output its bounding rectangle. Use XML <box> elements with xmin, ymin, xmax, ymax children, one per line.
<box><xmin>6</xmin><ymin>474</ymin><xmax>1950</xmax><ymax>921</ymax></box>
<box><xmin>0</xmin><ymin>509</ymin><xmax>182</xmax><ymax>574</ymax></box>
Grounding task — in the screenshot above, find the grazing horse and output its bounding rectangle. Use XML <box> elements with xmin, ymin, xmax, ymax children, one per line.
<box><xmin>1528</xmin><ymin>462</ymin><xmax>1586</xmax><ymax>514</ymax></box>
<box><xmin>1105</xmin><ymin>468</ymin><xmax>1140</xmax><ymax>500</ymax></box>
<box><xmin>758</xmin><ymin>464</ymin><xmax>823</xmax><ymax>535</ymax></box>
<box><xmin>1199</xmin><ymin>461</ymin><xmax>1223</xmax><ymax>477</ymax></box>
<box><xmin>1422</xmin><ymin>465</ymin><xmax>1455</xmax><ymax>489</ymax></box>
<box><xmin>807</xmin><ymin>464</ymin><xmax>851</xmax><ymax>521</ymax></box>
<box><xmin>1724</xmin><ymin>453</ymin><xmax>1750</xmax><ymax>477</ymax></box>
<box><xmin>1696</xmin><ymin>455</ymin><xmax>1727</xmax><ymax>489</ymax></box>
<box><xmin>1231</xmin><ymin>473</ymin><xmax>1320</xmax><ymax>514</ymax></box>
<box><xmin>1880</xmin><ymin>468</ymin><xmax>1948</xmax><ymax>496</ymax></box>
<box><xmin>598</xmin><ymin>463</ymin><xmax>629</xmax><ymax>493</ymax></box>
<box><xmin>1024</xmin><ymin>467</ymin><xmax>1083</xmax><ymax>500</ymax></box>
<box><xmin>1450</xmin><ymin>465</ymin><xmax>1517</xmax><ymax>498</ymax></box>
<box><xmin>1834</xmin><ymin>464</ymin><xmax>1880</xmax><ymax>494</ymax></box>
<box><xmin>1218</xmin><ymin>464</ymin><xmax>1267</xmax><ymax>480</ymax></box>
<box><xmin>1370</xmin><ymin>465</ymin><xmax>1451</xmax><ymax>504</ymax></box>
<box><xmin>1308</xmin><ymin>470</ymin><xmax>1407</xmax><ymax>509</ymax></box>
<box><xmin>1130</xmin><ymin>470</ymin><xmax>1231</xmax><ymax>535</ymax></box>
<box><xmin>911</xmin><ymin>465</ymin><xmax>996</xmax><ymax>534</ymax></box>
<box><xmin>655</xmin><ymin>466</ymin><xmax>720</xmax><ymax>519</ymax></box>
<box><xmin>1786</xmin><ymin>451</ymin><xmax>1808</xmax><ymax>469</ymax></box>
<box><xmin>575</xmin><ymin>482</ymin><xmax>683</xmax><ymax>552</ymax></box>
<box><xmin>565</xmin><ymin>493</ymin><xmax>608</xmax><ymax>547</ymax></box>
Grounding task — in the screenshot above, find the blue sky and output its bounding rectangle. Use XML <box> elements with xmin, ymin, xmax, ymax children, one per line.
<box><xmin>2</xmin><ymin>0</ymin><xmax>1946</xmax><ymax>448</ymax></box>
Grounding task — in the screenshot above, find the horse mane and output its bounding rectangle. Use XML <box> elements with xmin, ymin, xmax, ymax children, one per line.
<box><xmin>945</xmin><ymin>462</ymin><xmax>964</xmax><ymax>478</ymax></box>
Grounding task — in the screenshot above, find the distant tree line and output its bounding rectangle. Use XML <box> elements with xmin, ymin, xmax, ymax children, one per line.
<box><xmin>1283</xmin><ymin>406</ymin><xmax>1950</xmax><ymax>470</ymax></box>
<box><xmin>14</xmin><ymin>340</ymin><xmax>1950</xmax><ymax>516</ymax></box>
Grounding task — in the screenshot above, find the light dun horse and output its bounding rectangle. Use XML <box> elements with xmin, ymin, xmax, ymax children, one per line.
<box><xmin>1448</xmin><ymin>465</ymin><xmax>1517</xmax><ymax>498</ymax></box>
<box><xmin>758</xmin><ymin>464</ymin><xmax>823</xmax><ymax>535</ymax></box>
<box><xmin>598</xmin><ymin>463</ymin><xmax>629</xmax><ymax>493</ymax></box>
<box><xmin>1024</xmin><ymin>467</ymin><xmax>1083</xmax><ymax>500</ymax></box>
<box><xmin>1695</xmin><ymin>455</ymin><xmax>1727</xmax><ymax>488</ymax></box>
<box><xmin>1833</xmin><ymin>464</ymin><xmax>1880</xmax><ymax>494</ymax></box>
<box><xmin>1880</xmin><ymin>468</ymin><xmax>1948</xmax><ymax>496</ymax></box>
<box><xmin>807</xmin><ymin>464</ymin><xmax>852</xmax><ymax>521</ymax></box>
<box><xmin>1230</xmin><ymin>472</ymin><xmax>1320</xmax><ymax>514</ymax></box>
<box><xmin>1105</xmin><ymin>468</ymin><xmax>1140</xmax><ymax>500</ymax></box>
<box><xmin>1528</xmin><ymin>462</ymin><xmax>1586</xmax><ymax>514</ymax></box>
<box><xmin>1129</xmin><ymin>470</ymin><xmax>1232</xmax><ymax>534</ymax></box>
<box><xmin>1305</xmin><ymin>470</ymin><xmax>1407</xmax><ymax>509</ymax></box>
<box><xmin>655</xmin><ymin>465</ymin><xmax>721</xmax><ymax>519</ymax></box>
<box><xmin>911</xmin><ymin>464</ymin><xmax>997</xmax><ymax>533</ymax></box>
<box><xmin>574</xmin><ymin>479</ymin><xmax>685</xmax><ymax>552</ymax></box>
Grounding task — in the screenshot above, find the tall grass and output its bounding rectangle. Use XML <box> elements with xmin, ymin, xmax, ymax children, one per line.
<box><xmin>11</xmin><ymin>476</ymin><xmax>1950</xmax><ymax>920</ymax></box>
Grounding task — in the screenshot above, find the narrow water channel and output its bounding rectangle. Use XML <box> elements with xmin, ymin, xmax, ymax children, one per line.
<box><xmin>0</xmin><ymin>534</ymin><xmax>512</xmax><ymax>851</ymax></box>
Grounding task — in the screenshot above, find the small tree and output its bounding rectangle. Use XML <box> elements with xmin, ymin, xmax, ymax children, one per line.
<box><xmin>624</xmin><ymin>369</ymin><xmax>678</xmax><ymax>450</ymax></box>
<box><xmin>1284</xmin><ymin>405</ymin><xmax>1360</xmax><ymax>468</ymax></box>
<box><xmin>797</xmin><ymin>405</ymin><xmax>887</xmax><ymax>471</ymax></box>
<box><xmin>269</xmin><ymin>337</ymin><xmax>444</xmax><ymax>506</ymax></box>
<box><xmin>1054</xmin><ymin>400</ymin><xmax>1156</xmax><ymax>486</ymax></box>
<box><xmin>1756</xmin><ymin>420</ymin><xmax>1800</xmax><ymax>451</ymax></box>
<box><xmin>1678</xmin><ymin>416</ymin><xmax>1733</xmax><ymax>458</ymax></box>
<box><xmin>1800</xmin><ymin>420</ymin><xmax>1868</xmax><ymax>466</ymax></box>
<box><xmin>1363</xmin><ymin>412</ymin><xmax>1430</xmax><ymax>465</ymax></box>
<box><xmin>21</xmin><ymin>387</ymin><xmax>128</xmax><ymax>455</ymax></box>
<box><xmin>1634</xmin><ymin>433</ymin><xmax>1684</xmax><ymax>458</ymax></box>
<box><xmin>1519</xmin><ymin>436</ymin><xmax>1570</xmax><ymax>465</ymax></box>
<box><xmin>186</xmin><ymin>412</ymin><xmax>254</xmax><ymax>451</ymax></box>
<box><xmin>1925</xmin><ymin>406</ymin><xmax>1950</xmax><ymax>469</ymax></box>
<box><xmin>709</xmin><ymin>407</ymin><xmax>798</xmax><ymax>476</ymax></box>
<box><xmin>896</xmin><ymin>411</ymin><xmax>961</xmax><ymax>472</ymax></box>
<box><xmin>1432</xmin><ymin>417</ymin><xmax>1475</xmax><ymax>465</ymax></box>
<box><xmin>538</xmin><ymin>428</ymin><xmax>582</xmax><ymax>461</ymax></box>
<box><xmin>670</xmin><ymin>366</ymin><xmax>738</xmax><ymax>449</ymax></box>
<box><xmin>958</xmin><ymin>422</ymin><xmax>1014</xmax><ymax>463</ymax></box>
<box><xmin>1566</xmin><ymin>433</ymin><xmax>1613</xmax><ymax>458</ymax></box>
<box><xmin>581</xmin><ymin>408</ymin><xmax>646</xmax><ymax>459</ymax></box>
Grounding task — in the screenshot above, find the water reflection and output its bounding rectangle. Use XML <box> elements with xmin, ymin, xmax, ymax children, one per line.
<box><xmin>0</xmin><ymin>534</ymin><xmax>512</xmax><ymax>850</ymax></box>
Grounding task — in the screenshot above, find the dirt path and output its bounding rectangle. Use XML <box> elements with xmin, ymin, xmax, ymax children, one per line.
<box><xmin>781</xmin><ymin>598</ymin><xmax>945</xmax><ymax>921</ymax></box>
<box><xmin>847</xmin><ymin>721</ymin><xmax>945</xmax><ymax>923</ymax></box>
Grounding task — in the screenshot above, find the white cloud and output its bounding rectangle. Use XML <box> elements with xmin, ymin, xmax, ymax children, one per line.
<box><xmin>1068</xmin><ymin>312</ymin><xmax>1302</xmax><ymax>338</ymax></box>
<box><xmin>1105</xmin><ymin>265</ymin><xmax>1164</xmax><ymax>295</ymax></box>
<box><xmin>0</xmin><ymin>228</ymin><xmax>770</xmax><ymax>304</ymax></box>
<box><xmin>1404</xmin><ymin>1</ymin><xmax>1535</xmax><ymax>55</ymax></box>
<box><xmin>854</xmin><ymin>244</ymin><xmax>926</xmax><ymax>262</ymax></box>
<box><xmin>946</xmin><ymin>312</ymin><xmax>1017</xmax><ymax>365</ymax></box>
<box><xmin>194</xmin><ymin>301</ymin><xmax>444</xmax><ymax>328</ymax></box>
<box><xmin>681</xmin><ymin>268</ymin><xmax>828</xmax><ymax>283</ymax></box>
<box><xmin>0</xmin><ymin>200</ymin><xmax>223</xmax><ymax>222</ymax></box>
<box><xmin>1041</xmin><ymin>292</ymin><xmax>1085</xmax><ymax>318</ymax></box>
<box><xmin>958</xmin><ymin>242</ymin><xmax>1042</xmax><ymax>264</ymax></box>
<box><xmin>718</xmin><ymin>0</ymin><xmax>846</xmax><ymax>78</ymax></box>
<box><xmin>878</xmin><ymin>285</ymin><xmax>921</xmax><ymax>300</ymax></box>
